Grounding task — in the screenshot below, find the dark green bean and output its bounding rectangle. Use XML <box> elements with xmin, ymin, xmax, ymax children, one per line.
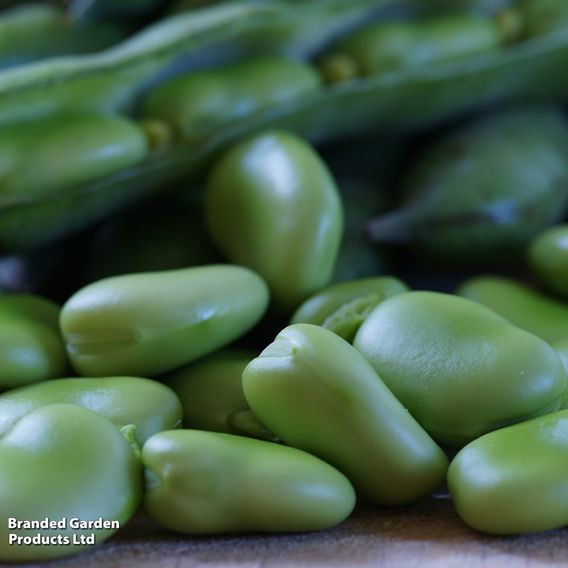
<box><xmin>142</xmin><ymin>57</ymin><xmax>321</xmax><ymax>144</ymax></box>
<box><xmin>321</xmin><ymin>13</ymin><xmax>504</xmax><ymax>83</ymax></box>
<box><xmin>0</xmin><ymin>114</ymin><xmax>148</xmax><ymax>206</ymax></box>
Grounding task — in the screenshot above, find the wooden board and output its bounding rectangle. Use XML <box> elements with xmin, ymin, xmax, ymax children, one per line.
<box><xmin>10</xmin><ymin>496</ymin><xmax>568</xmax><ymax>568</ymax></box>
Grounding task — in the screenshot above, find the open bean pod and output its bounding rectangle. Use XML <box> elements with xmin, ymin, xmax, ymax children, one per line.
<box><xmin>0</xmin><ymin>0</ymin><xmax>567</xmax><ymax>251</ymax></box>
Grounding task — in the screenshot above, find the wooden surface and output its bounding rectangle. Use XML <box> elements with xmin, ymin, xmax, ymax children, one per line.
<box><xmin>10</xmin><ymin>495</ymin><xmax>568</xmax><ymax>568</ymax></box>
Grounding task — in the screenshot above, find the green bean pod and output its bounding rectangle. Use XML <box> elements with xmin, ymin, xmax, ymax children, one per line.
<box><xmin>143</xmin><ymin>429</ymin><xmax>355</xmax><ymax>534</ymax></box>
<box><xmin>60</xmin><ymin>265</ymin><xmax>269</xmax><ymax>377</ymax></box>
<box><xmin>353</xmin><ymin>291</ymin><xmax>567</xmax><ymax>447</ymax></box>
<box><xmin>367</xmin><ymin>106</ymin><xmax>568</xmax><ymax>265</ymax></box>
<box><xmin>143</xmin><ymin>57</ymin><xmax>321</xmax><ymax>143</ymax></box>
<box><xmin>458</xmin><ymin>276</ymin><xmax>568</xmax><ymax>343</ymax></box>
<box><xmin>0</xmin><ymin>114</ymin><xmax>148</xmax><ymax>206</ymax></box>
<box><xmin>0</xmin><ymin>404</ymin><xmax>141</xmax><ymax>562</ymax></box>
<box><xmin>243</xmin><ymin>323</ymin><xmax>448</xmax><ymax>506</ymax></box>
<box><xmin>1</xmin><ymin>1</ymin><xmax>568</xmax><ymax>251</ymax></box>
<box><xmin>0</xmin><ymin>294</ymin><xmax>67</xmax><ymax>390</ymax></box>
<box><xmin>321</xmin><ymin>13</ymin><xmax>503</xmax><ymax>83</ymax></box>
<box><xmin>448</xmin><ymin>410</ymin><xmax>568</xmax><ymax>534</ymax></box>
<box><xmin>0</xmin><ymin>1</ymin><xmax>383</xmax><ymax>130</ymax></box>
<box><xmin>0</xmin><ymin>376</ymin><xmax>182</xmax><ymax>444</ymax></box>
<box><xmin>206</xmin><ymin>131</ymin><xmax>343</xmax><ymax>312</ymax></box>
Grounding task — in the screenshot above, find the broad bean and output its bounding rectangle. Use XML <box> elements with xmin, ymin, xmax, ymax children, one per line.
<box><xmin>291</xmin><ymin>276</ymin><xmax>409</xmax><ymax>342</ymax></box>
<box><xmin>0</xmin><ymin>294</ymin><xmax>67</xmax><ymax>390</ymax></box>
<box><xmin>142</xmin><ymin>429</ymin><xmax>355</xmax><ymax>534</ymax></box>
<box><xmin>449</xmin><ymin>410</ymin><xmax>568</xmax><ymax>534</ymax></box>
<box><xmin>458</xmin><ymin>276</ymin><xmax>568</xmax><ymax>343</ymax></box>
<box><xmin>0</xmin><ymin>114</ymin><xmax>148</xmax><ymax>205</ymax></box>
<box><xmin>353</xmin><ymin>291</ymin><xmax>567</xmax><ymax>447</ymax></box>
<box><xmin>243</xmin><ymin>324</ymin><xmax>448</xmax><ymax>506</ymax></box>
<box><xmin>0</xmin><ymin>376</ymin><xmax>182</xmax><ymax>444</ymax></box>
<box><xmin>322</xmin><ymin>14</ymin><xmax>503</xmax><ymax>83</ymax></box>
<box><xmin>143</xmin><ymin>57</ymin><xmax>321</xmax><ymax>143</ymax></box>
<box><xmin>0</xmin><ymin>404</ymin><xmax>141</xmax><ymax>561</ymax></box>
<box><xmin>60</xmin><ymin>265</ymin><xmax>269</xmax><ymax>376</ymax></box>
<box><xmin>206</xmin><ymin>131</ymin><xmax>343</xmax><ymax>312</ymax></box>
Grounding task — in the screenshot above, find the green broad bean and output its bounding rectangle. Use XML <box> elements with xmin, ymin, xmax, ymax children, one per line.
<box><xmin>60</xmin><ymin>265</ymin><xmax>269</xmax><ymax>377</ymax></box>
<box><xmin>291</xmin><ymin>276</ymin><xmax>409</xmax><ymax>342</ymax></box>
<box><xmin>0</xmin><ymin>404</ymin><xmax>141</xmax><ymax>562</ymax></box>
<box><xmin>0</xmin><ymin>114</ymin><xmax>148</xmax><ymax>205</ymax></box>
<box><xmin>168</xmin><ymin>349</ymin><xmax>275</xmax><ymax>440</ymax></box>
<box><xmin>527</xmin><ymin>224</ymin><xmax>568</xmax><ymax>298</ymax></box>
<box><xmin>142</xmin><ymin>429</ymin><xmax>355</xmax><ymax>533</ymax></box>
<box><xmin>143</xmin><ymin>57</ymin><xmax>321</xmax><ymax>143</ymax></box>
<box><xmin>353</xmin><ymin>291</ymin><xmax>567</xmax><ymax>447</ymax></box>
<box><xmin>448</xmin><ymin>410</ymin><xmax>568</xmax><ymax>534</ymax></box>
<box><xmin>206</xmin><ymin>131</ymin><xmax>343</xmax><ymax>312</ymax></box>
<box><xmin>313</xmin><ymin>294</ymin><xmax>383</xmax><ymax>343</ymax></box>
<box><xmin>243</xmin><ymin>324</ymin><xmax>448</xmax><ymax>506</ymax></box>
<box><xmin>0</xmin><ymin>376</ymin><xmax>182</xmax><ymax>444</ymax></box>
<box><xmin>458</xmin><ymin>276</ymin><xmax>568</xmax><ymax>343</ymax></box>
<box><xmin>0</xmin><ymin>294</ymin><xmax>67</xmax><ymax>390</ymax></box>
<box><xmin>0</xmin><ymin>321</ymin><xmax>66</xmax><ymax>391</ymax></box>
<box><xmin>367</xmin><ymin>106</ymin><xmax>568</xmax><ymax>265</ymax></box>
<box><xmin>321</xmin><ymin>13</ymin><xmax>503</xmax><ymax>83</ymax></box>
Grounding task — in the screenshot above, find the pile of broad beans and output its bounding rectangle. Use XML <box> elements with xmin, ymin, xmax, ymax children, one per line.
<box><xmin>2</xmin><ymin>0</ymin><xmax>568</xmax><ymax>562</ymax></box>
